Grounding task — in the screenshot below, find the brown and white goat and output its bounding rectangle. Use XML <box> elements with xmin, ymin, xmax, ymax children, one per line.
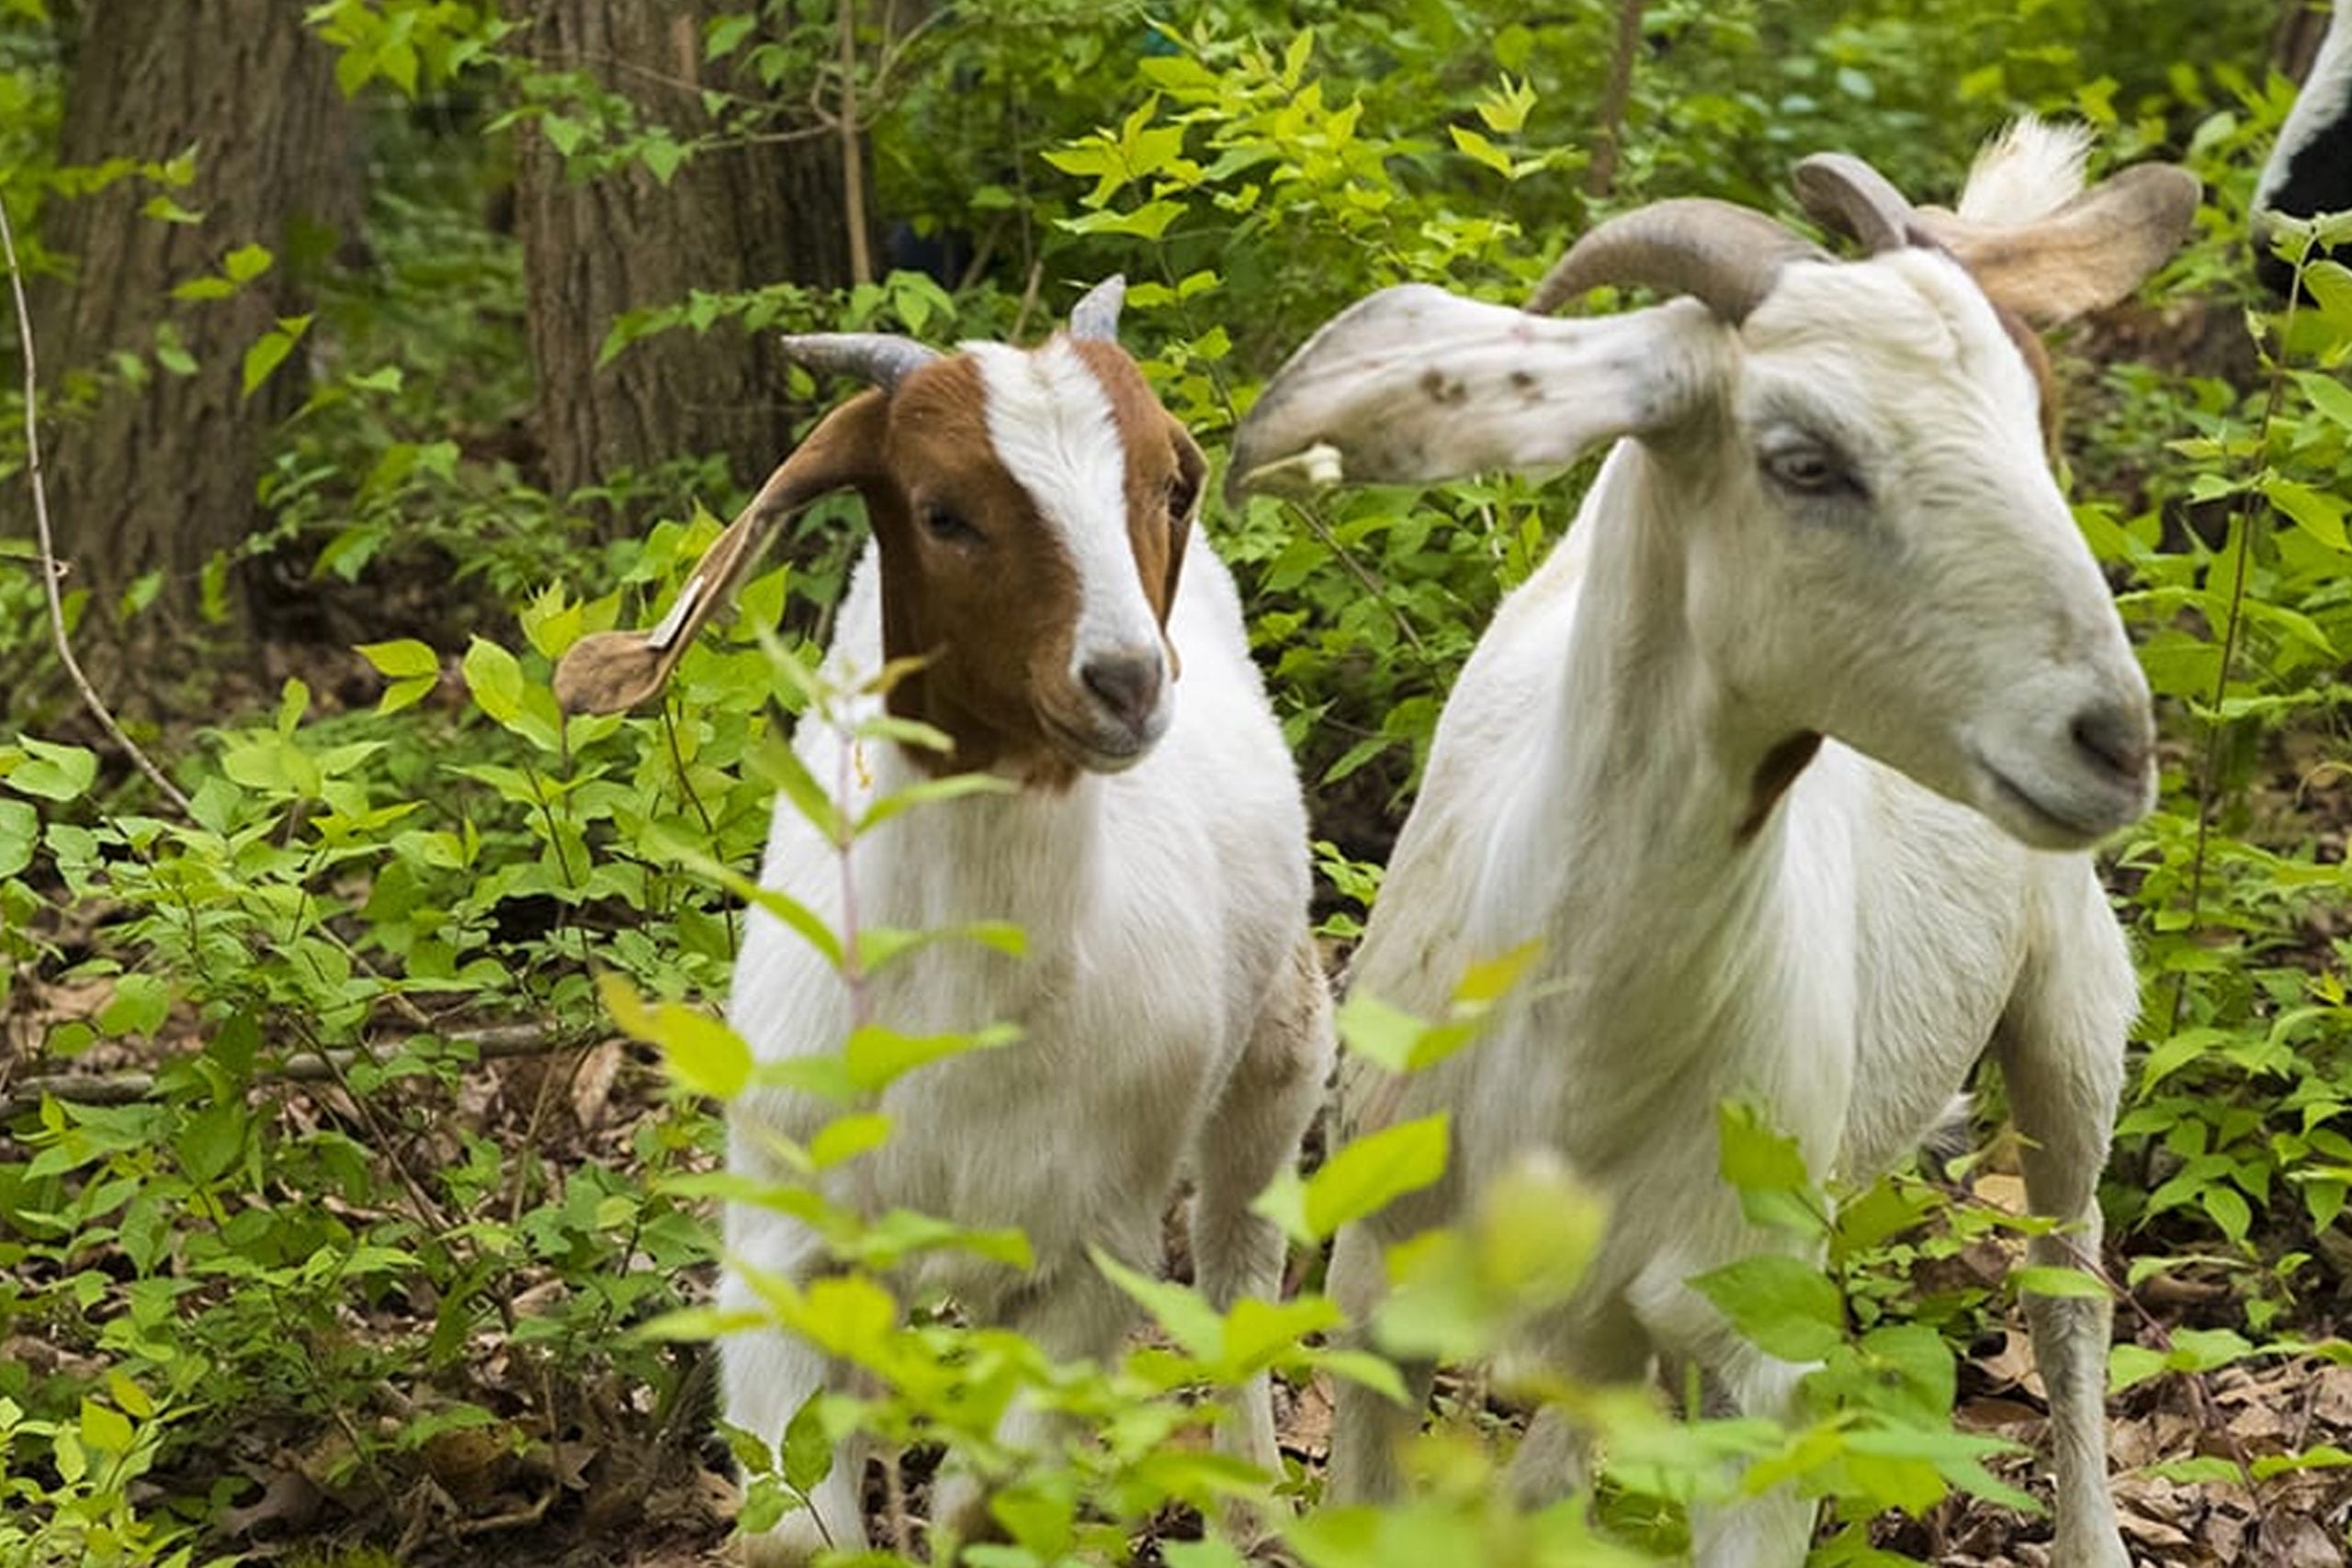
<box><xmin>567</xmin><ymin>280</ymin><xmax>1331</xmax><ymax>1562</ymax></box>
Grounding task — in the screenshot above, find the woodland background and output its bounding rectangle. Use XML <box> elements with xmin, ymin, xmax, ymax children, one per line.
<box><xmin>3</xmin><ymin>1</ymin><xmax>2352</xmax><ymax>1565</ymax></box>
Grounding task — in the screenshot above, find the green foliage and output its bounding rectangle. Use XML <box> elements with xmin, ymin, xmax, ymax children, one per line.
<box><xmin>2</xmin><ymin>0</ymin><xmax>2349</xmax><ymax>1562</ymax></box>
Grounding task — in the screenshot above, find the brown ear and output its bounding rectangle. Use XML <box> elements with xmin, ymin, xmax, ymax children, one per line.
<box><xmin>1909</xmin><ymin>164</ymin><xmax>2200</xmax><ymax>328</ymax></box>
<box><xmin>553</xmin><ymin>391</ymin><xmax>890</xmax><ymax>715</ymax></box>
<box><xmin>1159</xmin><ymin>422</ymin><xmax>1204</xmax><ymax>680</ymax></box>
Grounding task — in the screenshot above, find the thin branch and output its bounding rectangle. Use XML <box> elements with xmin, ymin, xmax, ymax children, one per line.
<box><xmin>1585</xmin><ymin>0</ymin><xmax>1647</xmax><ymax>199</ymax></box>
<box><xmin>838</xmin><ymin>1</ymin><xmax>873</xmax><ymax>286</ymax></box>
<box><xmin>2165</xmin><ymin>241</ymin><xmax>2309</xmax><ymax>1037</ymax></box>
<box><xmin>0</xmin><ymin>1022</ymin><xmax>588</xmax><ymax>1121</ymax></box>
<box><xmin>0</xmin><ymin>193</ymin><xmax>194</xmax><ymax>817</ymax></box>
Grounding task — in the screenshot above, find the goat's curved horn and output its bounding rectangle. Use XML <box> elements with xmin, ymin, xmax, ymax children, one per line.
<box><xmin>1792</xmin><ymin>152</ymin><xmax>1916</xmax><ymax>254</ymax></box>
<box><xmin>1069</xmin><ymin>275</ymin><xmax>1127</xmax><ymax>341</ymax></box>
<box><xmin>1527</xmin><ymin>198</ymin><xmax>1827</xmax><ymax>322</ymax></box>
<box><xmin>777</xmin><ymin>332</ymin><xmax>940</xmax><ymax>389</ymax></box>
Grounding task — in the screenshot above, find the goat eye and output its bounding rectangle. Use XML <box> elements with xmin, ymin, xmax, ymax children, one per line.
<box><xmin>921</xmin><ymin>504</ymin><xmax>982</xmax><ymax>546</ymax></box>
<box><xmin>1165</xmin><ymin>474</ymin><xmax>1198</xmax><ymax>519</ymax></box>
<box><xmin>1761</xmin><ymin>442</ymin><xmax>1861</xmax><ymax>499</ymax></box>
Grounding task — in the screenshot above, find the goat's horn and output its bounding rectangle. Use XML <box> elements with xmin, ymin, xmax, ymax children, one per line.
<box><xmin>1792</xmin><ymin>152</ymin><xmax>1916</xmax><ymax>254</ymax></box>
<box><xmin>1069</xmin><ymin>275</ymin><xmax>1126</xmax><ymax>341</ymax></box>
<box><xmin>777</xmin><ymin>332</ymin><xmax>940</xmax><ymax>389</ymax></box>
<box><xmin>1527</xmin><ymin>198</ymin><xmax>1827</xmax><ymax>322</ymax></box>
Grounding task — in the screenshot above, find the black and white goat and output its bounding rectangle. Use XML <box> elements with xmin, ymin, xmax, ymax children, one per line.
<box><xmin>2256</xmin><ymin>1</ymin><xmax>2352</xmax><ymax>294</ymax></box>
<box><xmin>1228</xmin><ymin>127</ymin><xmax>2195</xmax><ymax>1567</ymax></box>
<box><xmin>564</xmin><ymin>281</ymin><xmax>1331</xmax><ymax>1562</ymax></box>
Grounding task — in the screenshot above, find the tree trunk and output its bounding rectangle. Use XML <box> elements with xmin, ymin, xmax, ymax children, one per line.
<box><xmin>35</xmin><ymin>2</ymin><xmax>354</xmax><ymax>655</ymax></box>
<box><xmin>515</xmin><ymin>1</ymin><xmax>861</xmax><ymax>522</ymax></box>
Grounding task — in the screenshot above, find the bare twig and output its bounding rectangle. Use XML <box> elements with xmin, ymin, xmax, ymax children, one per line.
<box><xmin>839</xmin><ymin>0</ymin><xmax>873</xmax><ymax>286</ymax></box>
<box><xmin>1586</xmin><ymin>0</ymin><xmax>1647</xmax><ymax>199</ymax></box>
<box><xmin>1010</xmin><ymin>256</ymin><xmax>1045</xmax><ymax>342</ymax></box>
<box><xmin>0</xmin><ymin>193</ymin><xmax>194</xmax><ymax>817</ymax></box>
<box><xmin>0</xmin><ymin>1022</ymin><xmax>592</xmax><ymax>1121</ymax></box>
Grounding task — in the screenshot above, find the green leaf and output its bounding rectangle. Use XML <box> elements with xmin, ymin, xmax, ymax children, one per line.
<box><xmin>2010</xmin><ymin>1266</ymin><xmax>2110</xmax><ymax>1301</ymax></box>
<box><xmin>1475</xmin><ymin>1151</ymin><xmax>1605</xmax><ymax>1306</ymax></box>
<box><xmin>2291</xmin><ymin>368</ymin><xmax>2352</xmax><ymax>434</ymax></box>
<box><xmin>222</xmin><ymin>243</ymin><xmax>274</xmax><ymax>283</ymax></box>
<box><xmin>1332</xmin><ymin>991</ymin><xmax>1429</xmax><ymax>1073</ymax></box>
<box><xmin>358</xmin><ymin>638</ymin><xmax>439</xmax><ymax>680</ymax></box>
<box><xmin>170</xmin><ymin>275</ymin><xmax>236</xmax><ymax>301</ymax></box>
<box><xmin>1256</xmin><ymin>1113</ymin><xmax>1449</xmax><ymax>1245</ymax></box>
<box><xmin>1689</xmin><ymin>1254</ymin><xmax>1844</xmax><ymax>1362</ymax></box>
<box><xmin>0</xmin><ymin>798</ymin><xmax>36</xmax><ymax>878</ymax></box>
<box><xmin>641</xmin><ymin>134</ymin><xmax>688</xmax><ymax>186</ymax></box>
<box><xmin>755</xmin><ymin>732</ymin><xmax>848</xmax><ymax>844</ymax></box>
<box><xmin>78</xmin><ymin>1398</ymin><xmax>134</xmax><ymax>1455</ymax></box>
<box><xmin>1718</xmin><ymin>1100</ymin><xmax>1826</xmax><ymax>1237</ymax></box>
<box><xmin>855</xmin><ymin>920</ymin><xmax>1025</xmax><ymax>976</ymax></box>
<box><xmin>601</xmin><ymin>975</ymin><xmax>752</xmax><ymax>1100</ymax></box>
<box><xmin>98</xmin><ymin>974</ymin><xmax>171</xmax><ymax>1037</ymax></box>
<box><xmin>706</xmin><ymin>12</ymin><xmax>758</xmax><ymax>59</ymax></box>
<box><xmin>1217</xmin><ymin>1294</ymin><xmax>1344</xmax><ymax>1377</ymax></box>
<box><xmin>808</xmin><ymin>1112</ymin><xmax>891</xmax><ymax>1169</ymax></box>
<box><xmin>1306</xmin><ymin>1347</ymin><xmax>1408</xmax><ymax>1404</ymax></box>
<box><xmin>857</xmin><ymin>770</ymin><xmax>1016</xmax><ymax>831</ymax></box>
<box><xmin>241</xmin><ymin>313</ymin><xmax>311</xmax><ymax>397</ymax></box>
<box><xmin>379</xmin><ymin>677</ymin><xmax>435</xmax><ymax>715</ymax></box>
<box><xmin>462</xmin><ymin>637</ymin><xmax>526</xmax><ymax>726</ymax></box>
<box><xmin>541</xmin><ymin>113</ymin><xmax>586</xmax><ymax>156</ymax></box>
<box><xmin>1449</xmin><ymin>124</ymin><xmax>1514</xmax><ymax>177</ymax></box>
<box><xmin>1058</xmin><ymin>200</ymin><xmax>1186</xmax><ymax>240</ymax></box>
<box><xmin>6</xmin><ymin>738</ymin><xmax>99</xmax><ymax>802</ymax></box>
<box><xmin>842</xmin><ymin>1022</ymin><xmax>1014</xmax><ymax>1092</ymax></box>
<box><xmin>1092</xmin><ymin>1246</ymin><xmax>1222</xmax><ymax>1359</ymax></box>
<box><xmin>782</xmin><ymin>1390</ymin><xmax>833</xmax><ymax>1494</ymax></box>
<box><xmin>2262</xmin><ymin>475</ymin><xmax>2350</xmax><ymax>551</ymax></box>
<box><xmin>2109</xmin><ymin>1342</ymin><xmax>2167</xmax><ymax>1393</ymax></box>
<box><xmin>175</xmin><ymin>1100</ymin><xmax>247</xmax><ymax>1182</ymax></box>
<box><xmin>141</xmin><ymin>195</ymin><xmax>203</xmax><ymax>224</ymax></box>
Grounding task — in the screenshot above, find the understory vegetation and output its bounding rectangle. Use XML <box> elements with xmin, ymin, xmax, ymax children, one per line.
<box><xmin>3</xmin><ymin>1</ymin><xmax>2350</xmax><ymax>1564</ymax></box>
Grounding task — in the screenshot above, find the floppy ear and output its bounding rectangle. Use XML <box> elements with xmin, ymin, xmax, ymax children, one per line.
<box><xmin>1910</xmin><ymin>164</ymin><xmax>2200</xmax><ymax>328</ymax></box>
<box><xmin>1226</xmin><ymin>285</ymin><xmax>1723</xmax><ymax>502</ymax></box>
<box><xmin>553</xmin><ymin>391</ymin><xmax>891</xmax><ymax>715</ymax></box>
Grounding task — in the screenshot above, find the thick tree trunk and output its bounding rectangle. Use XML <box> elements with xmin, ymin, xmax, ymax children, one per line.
<box><xmin>34</xmin><ymin>2</ymin><xmax>353</xmax><ymax>652</ymax></box>
<box><xmin>516</xmin><ymin>2</ymin><xmax>862</xmax><ymax>520</ymax></box>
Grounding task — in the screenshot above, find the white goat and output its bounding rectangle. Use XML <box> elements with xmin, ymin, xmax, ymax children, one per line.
<box><xmin>1227</xmin><ymin>128</ymin><xmax>2196</xmax><ymax>1566</ymax></box>
<box><xmin>563</xmin><ymin>280</ymin><xmax>1331</xmax><ymax>1563</ymax></box>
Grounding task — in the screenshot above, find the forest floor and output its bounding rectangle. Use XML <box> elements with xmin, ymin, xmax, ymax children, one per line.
<box><xmin>9</xmin><ymin>974</ymin><xmax>2352</xmax><ymax>1567</ymax></box>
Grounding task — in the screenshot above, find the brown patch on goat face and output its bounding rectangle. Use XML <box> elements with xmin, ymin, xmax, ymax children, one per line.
<box><xmin>865</xmin><ymin>355</ymin><xmax>1087</xmax><ymax>786</ymax></box>
<box><xmin>863</xmin><ymin>340</ymin><xmax>1196</xmax><ymax>788</ymax></box>
<box><xmin>1736</xmin><ymin>731</ymin><xmax>1823</xmax><ymax>844</ymax></box>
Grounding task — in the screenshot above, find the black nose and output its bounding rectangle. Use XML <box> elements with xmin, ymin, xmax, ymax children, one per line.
<box><xmin>2070</xmin><ymin>701</ymin><xmax>2153</xmax><ymax>784</ymax></box>
<box><xmin>1080</xmin><ymin>652</ymin><xmax>1164</xmax><ymax>729</ymax></box>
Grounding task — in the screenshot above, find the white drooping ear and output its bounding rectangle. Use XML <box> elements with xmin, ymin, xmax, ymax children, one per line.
<box><xmin>1226</xmin><ymin>284</ymin><xmax>1724</xmax><ymax>502</ymax></box>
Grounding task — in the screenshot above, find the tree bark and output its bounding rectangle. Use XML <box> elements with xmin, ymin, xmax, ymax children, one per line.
<box><xmin>34</xmin><ymin>2</ymin><xmax>354</xmax><ymax>653</ymax></box>
<box><xmin>515</xmin><ymin>1</ymin><xmax>862</xmax><ymax>520</ymax></box>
